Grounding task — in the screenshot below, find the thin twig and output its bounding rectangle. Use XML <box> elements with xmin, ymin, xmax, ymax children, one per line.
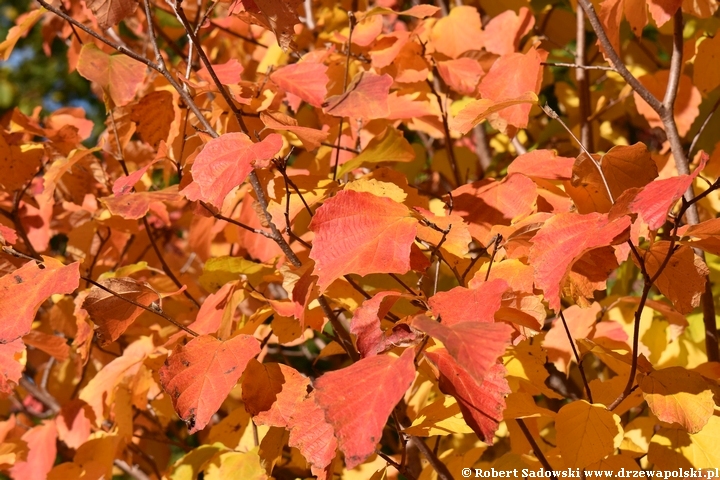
<box><xmin>559</xmin><ymin>311</ymin><xmax>593</xmax><ymax>402</ymax></box>
<box><xmin>541</xmin><ymin>61</ymin><xmax>615</xmax><ymax>71</ymax></box>
<box><xmin>142</xmin><ymin>217</ymin><xmax>200</xmax><ymax>308</ymax></box>
<box><xmin>516</xmin><ymin>419</ymin><xmax>558</xmax><ymax>480</ymax></box>
<box><xmin>688</xmin><ymin>96</ymin><xmax>720</xmax><ymax>157</ymax></box>
<box><xmin>332</xmin><ymin>12</ymin><xmax>356</xmax><ymax>181</ymax></box>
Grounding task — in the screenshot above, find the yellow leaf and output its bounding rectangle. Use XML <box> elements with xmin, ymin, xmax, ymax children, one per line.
<box><xmin>556</xmin><ymin>401</ymin><xmax>623</xmax><ymax>468</ymax></box>
<box><xmin>639</xmin><ymin>367</ymin><xmax>715</xmax><ymax>433</ymax></box>
<box><xmin>405</xmin><ymin>396</ymin><xmax>474</xmax><ymax>436</ymax></box>
<box><xmin>337</xmin><ymin>127</ymin><xmax>415</xmax><ymax>177</ymax></box>
<box><xmin>648</xmin><ymin>416</ymin><xmax>720</xmax><ymax>470</ymax></box>
<box><xmin>203</xmin><ymin>449</ymin><xmax>268</xmax><ymax>480</ymax></box>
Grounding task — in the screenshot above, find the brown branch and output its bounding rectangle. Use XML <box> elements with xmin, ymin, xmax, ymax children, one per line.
<box><xmin>688</xmin><ymin>96</ymin><xmax>720</xmax><ymax>157</ymax></box>
<box><xmin>576</xmin><ymin>0</ymin><xmax>664</xmax><ymax>113</ymax></box>
<box><xmin>575</xmin><ymin>6</ymin><xmax>594</xmax><ymax>150</ymax></box>
<box><xmin>541</xmin><ymin>61</ymin><xmax>615</xmax><ymax>71</ymax></box>
<box><xmin>516</xmin><ymin>419</ymin><xmax>558</xmax><ymax>479</ymax></box>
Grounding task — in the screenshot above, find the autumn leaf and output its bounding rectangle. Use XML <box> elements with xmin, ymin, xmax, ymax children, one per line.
<box><xmin>428</xmin><ymin>279</ymin><xmax>508</xmax><ymax>327</ymax></box>
<box><xmin>449</xmin><ymin>92</ymin><xmax>539</xmax><ymax>135</ymax></box>
<box><xmin>544</xmin><ymin>303</ymin><xmax>600</xmax><ymax>375</ymax></box>
<box><xmin>270</xmin><ymin>62</ymin><xmax>329</xmax><ymax>109</ymax></box>
<box><xmin>450</xmin><ymin>173</ymin><xmax>538</xmax><ymax>244</ymax></box>
<box><xmin>9</xmin><ymin>421</ymin><xmax>57</xmax><ymax>479</ymax></box>
<box><xmin>425</xmin><ymin>349</ymin><xmax>510</xmax><ymax>443</ymax></box>
<box><xmin>556</xmin><ymin>401</ymin><xmax>623</xmax><ymax>468</ymax></box>
<box><xmin>635</xmin><ymin>242</ymin><xmax>708</xmax><ymax>314</ymax></box>
<box><xmin>0</xmin><ymin>8</ymin><xmax>45</xmax><ymax>61</ymax></box>
<box><xmin>638</xmin><ymin>367</ymin><xmax>714</xmax><ymax>433</ymax></box>
<box><xmin>528</xmin><ymin>212</ymin><xmax>630</xmax><ymax>312</ymax></box>
<box><xmin>430</xmin><ymin>6</ymin><xmax>484</xmax><ymax>59</ymax></box>
<box><xmin>412</xmin><ymin>315</ymin><xmax>513</xmax><ymax>387</ymax></box>
<box><xmin>85</xmin><ymin>0</ymin><xmax>136</xmax><ymax>29</ymax></box>
<box><xmin>309</xmin><ymin>190</ymin><xmax>418</xmax><ymax>291</ymax></box>
<box><xmin>482</xmin><ymin>7</ymin><xmax>535</xmax><ymax>56</ymax></box>
<box><xmin>260</xmin><ymin>111</ymin><xmax>328</xmax><ymax>151</ymax></box>
<box><xmin>507</xmin><ymin>149</ymin><xmax>575</xmax><ymax>181</ymax></box>
<box><xmin>337</xmin><ymin>127</ymin><xmax>415</xmax><ymax>177</ymax></box>
<box><xmin>324</xmin><ymin>72</ymin><xmax>393</xmax><ymax>121</ymax></box>
<box><xmin>0</xmin><ymin>258</ymin><xmax>79</xmax><ymax>343</ymax></box>
<box><xmin>0</xmin><ymin>340</ymin><xmax>25</xmax><ymax>394</ymax></box>
<box><xmin>240</xmin><ymin>0</ymin><xmax>302</xmax><ymax>51</ymax></box>
<box><xmin>314</xmin><ymin>349</ymin><xmax>415</xmax><ymax>469</ymax></box>
<box><xmin>183</xmin><ymin>133</ymin><xmax>283</xmax><ymax>208</ymax></box>
<box><xmin>633</xmin><ymin>71</ymin><xmax>701</xmax><ymax>137</ymax></box>
<box><xmin>82</xmin><ymin>277</ymin><xmax>160</xmax><ymax>345</ymax></box>
<box><xmin>566</xmin><ymin>143</ymin><xmax>658</xmax><ymax>214</ymax></box>
<box><xmin>160</xmin><ymin>334</ymin><xmax>260</xmax><ymax>433</ymax></box>
<box><xmin>630</xmin><ymin>152</ymin><xmax>708</xmax><ymax>230</ymax></box>
<box><xmin>350</xmin><ymin>291</ymin><xmax>407</xmax><ymax>358</ymax></box>
<box><xmin>76</xmin><ymin>43</ymin><xmax>145</xmax><ymax>107</ymax></box>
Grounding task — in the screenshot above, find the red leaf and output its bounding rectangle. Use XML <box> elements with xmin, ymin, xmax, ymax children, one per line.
<box><xmin>271</xmin><ymin>62</ymin><xmax>329</xmax><ymax>108</ymax></box>
<box><xmin>314</xmin><ymin>349</ymin><xmax>415</xmax><ymax>469</ymax></box>
<box><xmin>630</xmin><ymin>153</ymin><xmax>707</xmax><ymax>230</ymax></box>
<box><xmin>184</xmin><ymin>133</ymin><xmax>283</xmax><ymax>208</ymax></box>
<box><xmin>242</xmin><ymin>361</ymin><xmax>309</xmax><ymax>425</ymax></box>
<box><xmin>412</xmin><ymin>315</ymin><xmax>513</xmax><ymax>386</ymax></box>
<box><xmin>425</xmin><ymin>349</ymin><xmax>510</xmax><ymax>443</ymax></box>
<box><xmin>476</xmin><ymin>46</ymin><xmax>548</xmax><ymax>131</ymax></box>
<box><xmin>324</xmin><ymin>72</ymin><xmax>393</xmax><ymax>121</ymax></box>
<box><xmin>76</xmin><ymin>43</ymin><xmax>145</xmax><ymax>107</ymax></box>
<box><xmin>528</xmin><ymin>212</ymin><xmax>630</xmax><ymax>312</ymax></box>
<box><xmin>350</xmin><ymin>291</ymin><xmax>406</xmax><ymax>358</ymax></box>
<box><xmin>159</xmin><ymin>334</ymin><xmax>260</xmax><ymax>433</ymax></box>
<box><xmin>309</xmin><ymin>190</ymin><xmax>418</xmax><ymax>291</ymax></box>
<box><xmin>507</xmin><ymin>149</ymin><xmax>575</xmax><ymax>181</ymax></box>
<box><xmin>428</xmin><ymin>279</ymin><xmax>509</xmax><ymax>327</ymax></box>
<box><xmin>0</xmin><ymin>258</ymin><xmax>79</xmax><ymax>343</ymax></box>
<box><xmin>112</xmin><ymin>159</ymin><xmax>159</xmax><ymax>196</ymax></box>
<box><xmin>0</xmin><ymin>339</ymin><xmax>25</xmax><ymax>394</ymax></box>
<box><xmin>82</xmin><ymin>277</ymin><xmax>160</xmax><ymax>345</ymax></box>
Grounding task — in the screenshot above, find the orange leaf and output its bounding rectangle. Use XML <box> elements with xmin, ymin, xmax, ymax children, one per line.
<box><xmin>566</xmin><ymin>143</ymin><xmax>658</xmax><ymax>214</ymax></box>
<box><xmin>160</xmin><ymin>334</ymin><xmax>259</xmax><ymax>433</ymax></box>
<box><xmin>0</xmin><ymin>340</ymin><xmax>24</xmax><ymax>394</ymax></box>
<box><xmin>635</xmin><ymin>242</ymin><xmax>708</xmax><ymax>314</ymax></box>
<box><xmin>82</xmin><ymin>277</ymin><xmax>160</xmax><ymax>345</ymax></box>
<box><xmin>184</xmin><ymin>133</ymin><xmax>283</xmax><ymax>208</ymax></box>
<box><xmin>242</xmin><ymin>361</ymin><xmax>309</xmax><ymax>426</ymax></box>
<box><xmin>482</xmin><ymin>7</ymin><xmax>535</xmax><ymax>55</ymax></box>
<box><xmin>129</xmin><ymin>91</ymin><xmax>175</xmax><ymax>149</ymax></box>
<box><xmin>9</xmin><ymin>421</ymin><xmax>57</xmax><ymax>479</ymax></box>
<box><xmin>436</xmin><ymin>58</ymin><xmax>483</xmax><ymax>95</ymax></box>
<box><xmin>22</xmin><ymin>330</ymin><xmax>69</xmax><ymax>361</ymax></box>
<box><xmin>412</xmin><ymin>315</ymin><xmax>513</xmax><ymax>386</ymax></box>
<box><xmin>241</xmin><ymin>0</ymin><xmax>302</xmax><ymax>51</ymax></box>
<box><xmin>450</xmin><ymin>173</ymin><xmax>537</xmax><ymax>244</ymax></box>
<box><xmin>543</xmin><ymin>303</ymin><xmax>600</xmax><ymax>375</ymax></box>
<box><xmin>308</xmin><ymin>190</ymin><xmax>418</xmax><ymax>291</ymax></box>
<box><xmin>428</xmin><ymin>279</ymin><xmax>508</xmax><ymax>326</ymax></box>
<box><xmin>648</xmin><ymin>0</ymin><xmax>682</xmax><ymax>26</ymax></box>
<box><xmin>102</xmin><ymin>187</ymin><xmax>183</xmax><ymax>220</ymax></box>
<box><xmin>449</xmin><ymin>92</ymin><xmax>539</xmax><ymax>134</ymax></box>
<box><xmin>638</xmin><ymin>367</ymin><xmax>714</xmax><ymax>433</ymax></box>
<box><xmin>260</xmin><ymin>111</ymin><xmax>328</xmax><ymax>150</ymax></box>
<box><xmin>414</xmin><ymin>207</ymin><xmax>472</xmax><ymax>258</ymax></box>
<box><xmin>324</xmin><ymin>72</ymin><xmax>393</xmax><ymax>121</ymax></box>
<box><xmin>476</xmin><ymin>46</ymin><xmax>547</xmax><ymax>131</ymax></box>
<box><xmin>430</xmin><ymin>6</ymin><xmax>484</xmax><ymax>59</ymax></box>
<box><xmin>314</xmin><ymin>349</ymin><xmax>415</xmax><ymax>469</ymax></box>
<box><xmin>681</xmin><ymin>217</ymin><xmax>720</xmax><ymax>255</ymax></box>
<box><xmin>76</xmin><ymin>43</ymin><xmax>145</xmax><ymax>107</ymax></box>
<box><xmin>86</xmin><ymin>0</ymin><xmax>137</xmax><ymax>29</ymax></box>
<box><xmin>507</xmin><ymin>149</ymin><xmax>575</xmax><ymax>181</ymax></box>
<box><xmin>287</xmin><ymin>392</ymin><xmax>337</xmax><ymax>479</ymax></box>
<box><xmin>270</xmin><ymin>62</ymin><xmax>328</xmax><ymax>108</ymax></box>
<box><xmin>0</xmin><ymin>258</ymin><xmax>79</xmax><ymax>343</ymax></box>
<box><xmin>425</xmin><ymin>349</ymin><xmax>510</xmax><ymax>443</ymax></box>
<box><xmin>633</xmin><ymin>71</ymin><xmax>700</xmax><ymax>137</ymax></box>
<box><xmin>528</xmin><ymin>212</ymin><xmax>630</xmax><ymax>312</ymax></box>
<box><xmin>556</xmin><ymin>401</ymin><xmax>622</xmax><ymax>468</ymax></box>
